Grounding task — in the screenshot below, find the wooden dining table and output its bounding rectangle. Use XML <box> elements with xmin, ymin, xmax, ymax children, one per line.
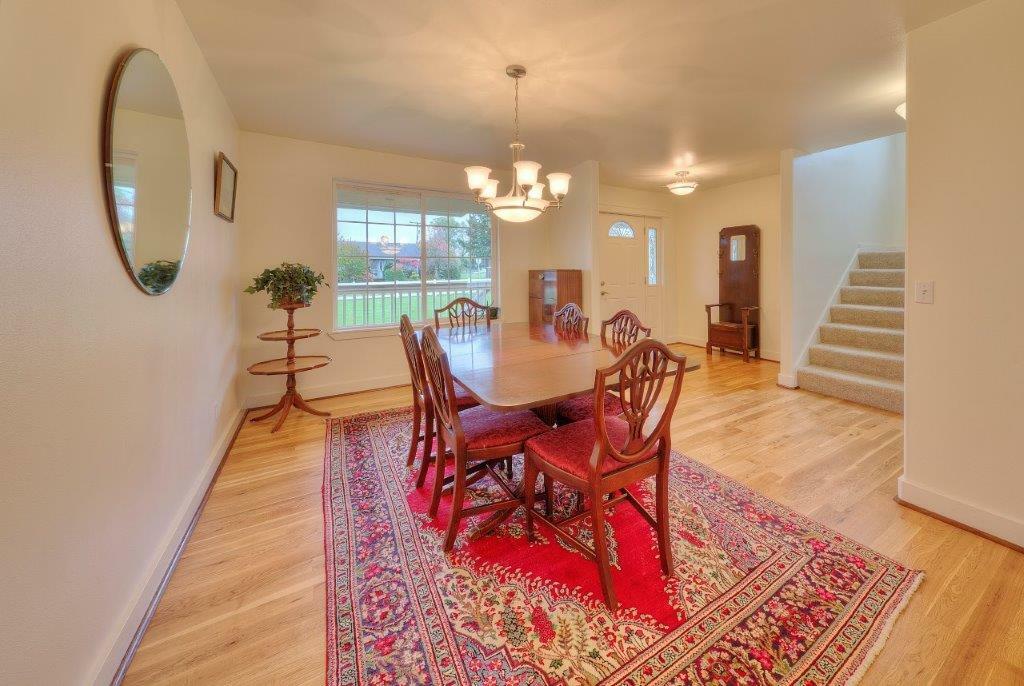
<box><xmin>431</xmin><ymin>322</ymin><xmax>700</xmax><ymax>412</ymax></box>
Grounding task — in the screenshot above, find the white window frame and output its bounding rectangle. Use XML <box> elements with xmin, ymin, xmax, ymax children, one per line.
<box><xmin>329</xmin><ymin>179</ymin><xmax>500</xmax><ymax>340</ymax></box>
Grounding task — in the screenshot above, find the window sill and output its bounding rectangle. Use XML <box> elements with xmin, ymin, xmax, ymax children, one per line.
<box><xmin>328</xmin><ymin>325</ymin><xmax>401</xmax><ymax>342</ymax></box>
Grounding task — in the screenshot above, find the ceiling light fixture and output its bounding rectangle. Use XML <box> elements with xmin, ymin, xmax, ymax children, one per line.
<box><xmin>667</xmin><ymin>170</ymin><xmax>698</xmax><ymax>196</ymax></box>
<box><xmin>896</xmin><ymin>102</ymin><xmax>907</xmax><ymax>119</ymax></box>
<box><xmin>465</xmin><ymin>65</ymin><xmax>570</xmax><ymax>223</ymax></box>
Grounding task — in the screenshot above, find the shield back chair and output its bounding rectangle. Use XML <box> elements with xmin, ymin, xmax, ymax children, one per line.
<box><xmin>555</xmin><ymin>309</ymin><xmax>653</xmax><ymax>425</ymax></box>
<box><xmin>420</xmin><ymin>326</ymin><xmax>551</xmax><ymax>552</ymax></box>
<box><xmin>522</xmin><ymin>338</ymin><xmax>687</xmax><ymax>610</ymax></box>
<box><xmin>601</xmin><ymin>309</ymin><xmax>652</xmax><ymax>352</ymax></box>
<box><xmin>552</xmin><ymin>302</ymin><xmax>589</xmax><ymax>335</ymax></box>
<box><xmin>435</xmin><ymin>297</ymin><xmax>491</xmax><ymax>330</ymax></box>
<box><xmin>398</xmin><ymin>315</ymin><xmax>478</xmax><ymax>487</ymax></box>
<box><xmin>706</xmin><ymin>225</ymin><xmax>760</xmax><ymax>362</ymax></box>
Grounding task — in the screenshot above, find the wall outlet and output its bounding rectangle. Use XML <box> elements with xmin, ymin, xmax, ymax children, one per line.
<box><xmin>915</xmin><ymin>281</ymin><xmax>935</xmax><ymax>304</ymax></box>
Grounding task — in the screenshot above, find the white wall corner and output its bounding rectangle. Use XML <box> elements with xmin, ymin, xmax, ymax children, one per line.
<box><xmin>898</xmin><ymin>476</ymin><xmax>1024</xmax><ymax>549</ymax></box>
<box><xmin>777</xmin><ymin>148</ymin><xmax>801</xmax><ymax>381</ymax></box>
<box><xmin>777</xmin><ymin>372</ymin><xmax>799</xmax><ymax>388</ymax></box>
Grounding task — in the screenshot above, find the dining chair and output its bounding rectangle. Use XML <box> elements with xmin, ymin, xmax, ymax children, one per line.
<box><xmin>420</xmin><ymin>326</ymin><xmax>552</xmax><ymax>552</ymax></box>
<box><xmin>601</xmin><ymin>309</ymin><xmax>653</xmax><ymax>350</ymax></box>
<box><xmin>522</xmin><ymin>338</ymin><xmax>686</xmax><ymax>610</ymax></box>
<box><xmin>553</xmin><ymin>302</ymin><xmax>589</xmax><ymax>335</ymax></box>
<box><xmin>398</xmin><ymin>315</ymin><xmax>478</xmax><ymax>487</ymax></box>
<box><xmin>434</xmin><ymin>297</ymin><xmax>491</xmax><ymax>329</ymax></box>
<box><xmin>554</xmin><ymin>310</ymin><xmax>652</xmax><ymax>426</ymax></box>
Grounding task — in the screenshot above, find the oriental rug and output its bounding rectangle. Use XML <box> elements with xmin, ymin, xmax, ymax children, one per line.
<box><xmin>323</xmin><ymin>409</ymin><xmax>921</xmax><ymax>685</ymax></box>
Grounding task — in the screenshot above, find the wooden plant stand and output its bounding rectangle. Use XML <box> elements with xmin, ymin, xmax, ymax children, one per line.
<box><xmin>247</xmin><ymin>302</ymin><xmax>331</xmax><ymax>432</ymax></box>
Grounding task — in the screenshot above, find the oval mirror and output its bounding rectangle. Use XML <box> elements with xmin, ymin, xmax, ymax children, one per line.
<box><xmin>103</xmin><ymin>49</ymin><xmax>191</xmax><ymax>295</ymax></box>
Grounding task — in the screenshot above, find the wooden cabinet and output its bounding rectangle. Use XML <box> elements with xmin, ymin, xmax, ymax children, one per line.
<box><xmin>528</xmin><ymin>269</ymin><xmax>583</xmax><ymax>325</ymax></box>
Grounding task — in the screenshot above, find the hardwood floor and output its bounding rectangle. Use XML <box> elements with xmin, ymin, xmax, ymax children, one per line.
<box><xmin>124</xmin><ymin>345</ymin><xmax>1024</xmax><ymax>685</ymax></box>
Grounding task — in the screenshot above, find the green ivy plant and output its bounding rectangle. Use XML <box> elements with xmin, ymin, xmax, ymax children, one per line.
<box><xmin>244</xmin><ymin>262</ymin><xmax>326</xmax><ymax>309</ymax></box>
<box><xmin>137</xmin><ymin>259</ymin><xmax>181</xmax><ymax>293</ymax></box>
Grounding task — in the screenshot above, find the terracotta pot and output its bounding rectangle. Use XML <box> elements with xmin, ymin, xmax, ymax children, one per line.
<box><xmin>277</xmin><ymin>297</ymin><xmax>308</xmax><ymax>310</ymax></box>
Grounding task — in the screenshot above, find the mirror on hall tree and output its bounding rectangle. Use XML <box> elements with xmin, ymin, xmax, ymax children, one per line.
<box><xmin>730</xmin><ymin>234</ymin><xmax>747</xmax><ymax>261</ymax></box>
<box><xmin>103</xmin><ymin>48</ymin><xmax>191</xmax><ymax>295</ymax></box>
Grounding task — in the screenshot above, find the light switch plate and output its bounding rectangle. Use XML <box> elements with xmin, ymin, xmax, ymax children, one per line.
<box><xmin>915</xmin><ymin>281</ymin><xmax>935</xmax><ymax>304</ymax></box>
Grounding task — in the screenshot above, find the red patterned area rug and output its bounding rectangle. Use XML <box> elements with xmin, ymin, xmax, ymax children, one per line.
<box><xmin>323</xmin><ymin>409</ymin><xmax>922</xmax><ymax>685</ymax></box>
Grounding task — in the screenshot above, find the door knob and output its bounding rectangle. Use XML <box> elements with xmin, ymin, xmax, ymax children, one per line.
<box><xmin>601</xmin><ymin>290</ymin><xmax>609</xmax><ymax>296</ymax></box>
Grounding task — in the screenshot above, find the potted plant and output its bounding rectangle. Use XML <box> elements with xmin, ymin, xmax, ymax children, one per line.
<box><xmin>244</xmin><ymin>262</ymin><xmax>326</xmax><ymax>309</ymax></box>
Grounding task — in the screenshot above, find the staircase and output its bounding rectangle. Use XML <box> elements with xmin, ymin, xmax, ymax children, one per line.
<box><xmin>797</xmin><ymin>251</ymin><xmax>905</xmax><ymax>413</ymax></box>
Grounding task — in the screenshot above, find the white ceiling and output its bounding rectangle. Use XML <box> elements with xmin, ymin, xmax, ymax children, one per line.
<box><xmin>178</xmin><ymin>0</ymin><xmax>981</xmax><ymax>189</ymax></box>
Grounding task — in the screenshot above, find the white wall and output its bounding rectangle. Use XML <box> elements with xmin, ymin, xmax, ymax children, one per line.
<box><xmin>238</xmin><ymin>131</ymin><xmax>550</xmax><ymax>406</ymax></box>
<box><xmin>785</xmin><ymin>134</ymin><xmax>906</xmax><ymax>378</ymax></box>
<box><xmin>548</xmin><ymin>160</ymin><xmax>600</xmax><ymax>330</ymax></box>
<box><xmin>0</xmin><ymin>1</ymin><xmax>242</xmax><ymax>683</ymax></box>
<box><xmin>673</xmin><ymin>175</ymin><xmax>783</xmax><ymax>360</ymax></box>
<box><xmin>899</xmin><ymin>0</ymin><xmax>1024</xmax><ymax>546</ymax></box>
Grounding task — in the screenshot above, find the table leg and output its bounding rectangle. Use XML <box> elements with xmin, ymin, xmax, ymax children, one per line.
<box><xmin>250</xmin><ymin>373</ymin><xmax>332</xmax><ymax>432</ymax></box>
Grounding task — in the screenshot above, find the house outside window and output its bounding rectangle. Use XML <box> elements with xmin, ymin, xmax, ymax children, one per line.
<box><xmin>334</xmin><ymin>184</ymin><xmax>496</xmax><ymax>330</ymax></box>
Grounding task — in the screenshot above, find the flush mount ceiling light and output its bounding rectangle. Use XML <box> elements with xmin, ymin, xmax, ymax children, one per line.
<box><xmin>667</xmin><ymin>170</ymin><xmax>698</xmax><ymax>196</ymax></box>
<box><xmin>896</xmin><ymin>102</ymin><xmax>907</xmax><ymax>119</ymax></box>
<box><xmin>464</xmin><ymin>65</ymin><xmax>570</xmax><ymax>223</ymax></box>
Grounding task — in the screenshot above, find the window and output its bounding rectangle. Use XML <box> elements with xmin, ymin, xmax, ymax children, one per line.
<box><xmin>112</xmin><ymin>151</ymin><xmax>138</xmax><ymax>262</ymax></box>
<box><xmin>647</xmin><ymin>227</ymin><xmax>658</xmax><ymax>285</ymax></box>
<box><xmin>608</xmin><ymin>220</ymin><xmax>635</xmax><ymax>238</ymax></box>
<box><xmin>730</xmin><ymin>234</ymin><xmax>747</xmax><ymax>261</ymax></box>
<box><xmin>334</xmin><ymin>185</ymin><xmax>494</xmax><ymax>330</ymax></box>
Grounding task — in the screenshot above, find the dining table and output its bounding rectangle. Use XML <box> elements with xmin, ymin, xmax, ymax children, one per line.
<box><xmin>430</xmin><ymin>322</ymin><xmax>700</xmax><ymax>414</ymax></box>
<box><xmin>420</xmin><ymin>321</ymin><xmax>700</xmax><ymax>541</ymax></box>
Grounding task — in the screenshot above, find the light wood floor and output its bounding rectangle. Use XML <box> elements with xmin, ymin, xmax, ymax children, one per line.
<box><xmin>124</xmin><ymin>345</ymin><xmax>1024</xmax><ymax>685</ymax></box>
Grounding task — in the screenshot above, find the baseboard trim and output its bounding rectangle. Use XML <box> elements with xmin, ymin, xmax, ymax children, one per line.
<box><xmin>896</xmin><ymin>477</ymin><xmax>1024</xmax><ymax>551</ymax></box>
<box><xmin>105</xmin><ymin>407</ymin><xmax>248</xmax><ymax>685</ymax></box>
<box><xmin>777</xmin><ymin>372</ymin><xmax>799</xmax><ymax>388</ymax></box>
<box><xmin>676</xmin><ymin>335</ymin><xmax>780</xmax><ymax>363</ymax></box>
<box><xmin>245</xmin><ymin>373</ymin><xmax>410</xmax><ymax>408</ymax></box>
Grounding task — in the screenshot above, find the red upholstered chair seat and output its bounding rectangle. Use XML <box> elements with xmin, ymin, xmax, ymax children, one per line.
<box><xmin>459</xmin><ymin>405</ymin><xmax>551</xmax><ymax>452</ymax></box>
<box><xmin>554</xmin><ymin>392</ymin><xmax>623</xmax><ymax>424</ymax></box>
<box><xmin>525</xmin><ymin>417</ymin><xmax>657</xmax><ymax>480</ymax></box>
<box><xmin>455</xmin><ymin>387</ymin><xmax>478</xmax><ymax>409</ymax></box>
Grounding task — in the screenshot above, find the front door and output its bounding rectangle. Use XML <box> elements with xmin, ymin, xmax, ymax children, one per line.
<box><xmin>598</xmin><ymin>214</ymin><xmax>645</xmax><ymax>326</ymax></box>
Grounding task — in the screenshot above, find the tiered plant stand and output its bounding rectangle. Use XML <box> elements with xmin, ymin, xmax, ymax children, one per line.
<box><xmin>247</xmin><ymin>302</ymin><xmax>331</xmax><ymax>432</ymax></box>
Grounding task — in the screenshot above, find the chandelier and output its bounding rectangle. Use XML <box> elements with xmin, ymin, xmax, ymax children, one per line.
<box><xmin>464</xmin><ymin>65</ymin><xmax>571</xmax><ymax>223</ymax></box>
<box><xmin>667</xmin><ymin>170</ymin><xmax>698</xmax><ymax>196</ymax></box>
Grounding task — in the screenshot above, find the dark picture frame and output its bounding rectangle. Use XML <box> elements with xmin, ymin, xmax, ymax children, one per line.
<box><xmin>213</xmin><ymin>151</ymin><xmax>237</xmax><ymax>222</ymax></box>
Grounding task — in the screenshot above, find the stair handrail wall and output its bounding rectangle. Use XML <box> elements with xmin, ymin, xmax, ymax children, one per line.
<box><xmin>785</xmin><ymin>243</ymin><xmax>904</xmax><ymax>388</ymax></box>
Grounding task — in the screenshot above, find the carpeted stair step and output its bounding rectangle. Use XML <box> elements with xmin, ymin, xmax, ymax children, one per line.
<box><xmin>849</xmin><ymin>268</ymin><xmax>905</xmax><ymax>288</ymax></box>
<box><xmin>840</xmin><ymin>286</ymin><xmax>904</xmax><ymax>307</ymax></box>
<box><xmin>797</xmin><ymin>365</ymin><xmax>903</xmax><ymax>413</ymax></box>
<box><xmin>808</xmin><ymin>343</ymin><xmax>903</xmax><ymax>381</ymax></box>
<box><xmin>830</xmin><ymin>304</ymin><xmax>904</xmax><ymax>329</ymax></box>
<box><xmin>858</xmin><ymin>251</ymin><xmax>905</xmax><ymax>269</ymax></box>
<box><xmin>819</xmin><ymin>322</ymin><xmax>904</xmax><ymax>353</ymax></box>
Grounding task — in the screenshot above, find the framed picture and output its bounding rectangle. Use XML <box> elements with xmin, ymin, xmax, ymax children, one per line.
<box><xmin>213</xmin><ymin>151</ymin><xmax>237</xmax><ymax>222</ymax></box>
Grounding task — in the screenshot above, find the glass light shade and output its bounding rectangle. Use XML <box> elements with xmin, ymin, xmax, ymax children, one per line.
<box><xmin>493</xmin><ymin>206</ymin><xmax>542</xmax><ymax>222</ymax></box>
<box><xmin>514</xmin><ymin>160</ymin><xmax>542</xmax><ymax>187</ymax></box>
<box><xmin>527</xmin><ymin>182</ymin><xmax>545</xmax><ymax>199</ymax></box>
<box><xmin>895</xmin><ymin>102</ymin><xmax>907</xmax><ymax>120</ymax></box>
<box><xmin>464</xmin><ymin>166</ymin><xmax>491</xmax><ymax>190</ymax></box>
<box><xmin>546</xmin><ymin>172</ymin><xmax>571</xmax><ymax>197</ymax></box>
<box><xmin>479</xmin><ymin>178</ymin><xmax>499</xmax><ymax>199</ymax></box>
<box><xmin>489</xmin><ymin>194</ymin><xmax>542</xmax><ymax>223</ymax></box>
<box><xmin>525</xmin><ymin>197</ymin><xmax>550</xmax><ymax>211</ymax></box>
<box><xmin>667</xmin><ymin>180</ymin><xmax>698</xmax><ymax>196</ymax></box>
